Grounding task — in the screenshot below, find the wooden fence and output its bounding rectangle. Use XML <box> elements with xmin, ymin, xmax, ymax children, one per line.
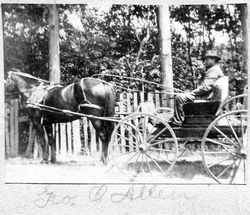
<box><xmin>5</xmin><ymin>91</ymin><xmax>165</xmax><ymax>159</ymax></box>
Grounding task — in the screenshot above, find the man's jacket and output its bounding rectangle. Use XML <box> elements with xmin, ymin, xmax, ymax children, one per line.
<box><xmin>191</xmin><ymin>64</ymin><xmax>224</xmax><ymax>98</ymax></box>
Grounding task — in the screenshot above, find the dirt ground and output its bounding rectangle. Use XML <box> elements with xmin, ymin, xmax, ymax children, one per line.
<box><xmin>5</xmin><ymin>148</ymin><xmax>222</xmax><ymax>184</ymax></box>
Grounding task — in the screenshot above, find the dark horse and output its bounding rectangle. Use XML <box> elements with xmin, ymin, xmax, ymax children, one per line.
<box><xmin>5</xmin><ymin>69</ymin><xmax>115</xmax><ymax>164</ymax></box>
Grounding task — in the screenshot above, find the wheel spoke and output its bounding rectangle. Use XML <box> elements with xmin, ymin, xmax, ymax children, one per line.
<box><xmin>113</xmin><ymin>144</ymin><xmax>138</xmax><ymax>149</ymax></box>
<box><xmin>205</xmin><ymin>138</ymin><xmax>237</xmax><ymax>155</ymax></box>
<box><xmin>225</xmin><ymin>116</ymin><xmax>241</xmax><ymax>146</ymax></box>
<box><xmin>229</xmin><ymin>158</ymin><xmax>242</xmax><ymax>184</ymax></box>
<box><xmin>145</xmin><ymin>153</ymin><xmax>152</xmax><ymax>177</ymax></box>
<box><xmin>116</xmin><ymin>133</ymin><xmax>139</xmax><ymax>146</ymax></box>
<box><xmin>148</xmin><ymin>150</ymin><xmax>172</xmax><ymax>165</ymax></box>
<box><xmin>213</xmin><ymin>126</ymin><xmax>238</xmax><ymax>147</ymax></box>
<box><xmin>216</xmin><ymin>159</ymin><xmax>237</xmax><ymax>179</ymax></box>
<box><xmin>112</xmin><ymin>149</ymin><xmax>135</xmax><ymax>159</ymax></box>
<box><xmin>207</xmin><ymin>157</ymin><xmax>232</xmax><ymax>169</ymax></box>
<box><xmin>143</xmin><ymin>116</ymin><xmax>148</xmax><ymax>141</ymax></box>
<box><xmin>133</xmin><ymin>152</ymin><xmax>142</xmax><ymax>173</ymax></box>
<box><xmin>120</xmin><ymin>151</ymin><xmax>140</xmax><ymax>169</ymax></box>
<box><xmin>124</xmin><ymin>125</ymin><xmax>141</xmax><ymax>143</ymax></box>
<box><xmin>141</xmin><ymin>153</ymin><xmax>145</xmax><ymax>172</ymax></box>
<box><xmin>204</xmin><ymin>151</ymin><xmax>233</xmax><ymax>155</ymax></box>
<box><xmin>150</xmin><ymin>138</ymin><xmax>173</xmax><ymax>147</ymax></box>
<box><xmin>148</xmin><ymin>147</ymin><xmax>175</xmax><ymax>153</ymax></box>
<box><xmin>145</xmin><ymin>153</ymin><xmax>165</xmax><ymax>173</ymax></box>
<box><xmin>148</xmin><ymin>118</ymin><xmax>158</xmax><ymax>134</ymax></box>
<box><xmin>147</xmin><ymin>127</ymin><xmax>168</xmax><ymax>143</ymax></box>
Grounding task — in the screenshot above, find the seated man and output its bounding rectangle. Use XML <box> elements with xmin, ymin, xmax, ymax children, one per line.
<box><xmin>169</xmin><ymin>50</ymin><xmax>224</xmax><ymax>127</ymax></box>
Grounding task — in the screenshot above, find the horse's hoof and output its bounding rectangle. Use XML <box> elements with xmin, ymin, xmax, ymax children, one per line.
<box><xmin>100</xmin><ymin>157</ymin><xmax>108</xmax><ymax>165</ymax></box>
<box><xmin>24</xmin><ymin>155</ymin><xmax>33</xmax><ymax>159</ymax></box>
<box><xmin>40</xmin><ymin>160</ymin><xmax>48</xmax><ymax>164</ymax></box>
<box><xmin>50</xmin><ymin>158</ymin><xmax>57</xmax><ymax>164</ymax></box>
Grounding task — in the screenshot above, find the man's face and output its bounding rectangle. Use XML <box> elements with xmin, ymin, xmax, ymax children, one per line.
<box><xmin>204</xmin><ymin>57</ymin><xmax>216</xmax><ymax>68</ymax></box>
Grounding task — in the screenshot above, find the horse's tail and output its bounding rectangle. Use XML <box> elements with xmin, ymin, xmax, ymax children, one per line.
<box><xmin>103</xmin><ymin>83</ymin><xmax>116</xmax><ymax>118</ymax></box>
<box><xmin>102</xmin><ymin>83</ymin><xmax>116</xmax><ymax>139</ymax></box>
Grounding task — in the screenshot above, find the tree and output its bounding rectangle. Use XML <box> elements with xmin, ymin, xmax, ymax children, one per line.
<box><xmin>159</xmin><ymin>5</ymin><xmax>173</xmax><ymax>108</ymax></box>
<box><xmin>48</xmin><ymin>4</ymin><xmax>60</xmax><ymax>83</ymax></box>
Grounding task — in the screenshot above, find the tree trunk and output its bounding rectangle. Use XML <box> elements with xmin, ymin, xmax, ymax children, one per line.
<box><xmin>239</xmin><ymin>4</ymin><xmax>247</xmax><ymax>76</ymax></box>
<box><xmin>48</xmin><ymin>4</ymin><xmax>60</xmax><ymax>83</ymax></box>
<box><xmin>158</xmin><ymin>5</ymin><xmax>174</xmax><ymax>108</ymax></box>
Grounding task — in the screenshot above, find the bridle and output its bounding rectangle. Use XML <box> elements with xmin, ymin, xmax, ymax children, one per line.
<box><xmin>6</xmin><ymin>71</ymin><xmax>54</xmax><ymax>95</ymax></box>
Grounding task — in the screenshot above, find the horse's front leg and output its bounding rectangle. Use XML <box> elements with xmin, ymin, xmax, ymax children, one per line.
<box><xmin>36</xmin><ymin>124</ymin><xmax>49</xmax><ymax>163</ymax></box>
<box><xmin>45</xmin><ymin>124</ymin><xmax>56</xmax><ymax>164</ymax></box>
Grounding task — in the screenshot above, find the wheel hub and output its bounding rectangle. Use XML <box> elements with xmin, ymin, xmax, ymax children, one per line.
<box><xmin>139</xmin><ymin>143</ymin><xmax>148</xmax><ymax>153</ymax></box>
<box><xmin>240</xmin><ymin>148</ymin><xmax>247</xmax><ymax>158</ymax></box>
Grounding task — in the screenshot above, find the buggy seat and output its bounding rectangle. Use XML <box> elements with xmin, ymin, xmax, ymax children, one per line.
<box><xmin>182</xmin><ymin>76</ymin><xmax>229</xmax><ymax>127</ymax></box>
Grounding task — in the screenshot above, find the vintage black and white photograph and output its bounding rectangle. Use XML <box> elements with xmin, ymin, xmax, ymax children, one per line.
<box><xmin>4</xmin><ymin>3</ymin><xmax>248</xmax><ymax>184</ymax></box>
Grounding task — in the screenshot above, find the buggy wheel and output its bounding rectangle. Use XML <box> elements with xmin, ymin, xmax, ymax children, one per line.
<box><xmin>109</xmin><ymin>113</ymin><xmax>178</xmax><ymax>181</ymax></box>
<box><xmin>217</xmin><ymin>94</ymin><xmax>247</xmax><ymax>115</ymax></box>
<box><xmin>201</xmin><ymin>110</ymin><xmax>247</xmax><ymax>184</ymax></box>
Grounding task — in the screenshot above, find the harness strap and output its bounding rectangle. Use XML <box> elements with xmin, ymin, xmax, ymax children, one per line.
<box><xmin>78</xmin><ymin>103</ymin><xmax>103</xmax><ymax>110</ymax></box>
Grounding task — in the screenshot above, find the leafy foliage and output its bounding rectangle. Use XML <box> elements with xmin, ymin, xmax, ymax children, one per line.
<box><xmin>2</xmin><ymin>4</ymin><xmax>247</xmax><ymax>94</ymax></box>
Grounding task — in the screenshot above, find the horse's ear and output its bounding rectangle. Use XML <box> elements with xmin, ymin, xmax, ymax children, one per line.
<box><xmin>73</xmin><ymin>82</ymin><xmax>84</xmax><ymax>103</ymax></box>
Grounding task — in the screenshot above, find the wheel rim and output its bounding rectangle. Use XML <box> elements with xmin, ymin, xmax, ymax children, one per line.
<box><xmin>201</xmin><ymin>110</ymin><xmax>247</xmax><ymax>184</ymax></box>
<box><xmin>109</xmin><ymin>113</ymin><xmax>178</xmax><ymax>181</ymax></box>
<box><xmin>218</xmin><ymin>94</ymin><xmax>247</xmax><ymax>115</ymax></box>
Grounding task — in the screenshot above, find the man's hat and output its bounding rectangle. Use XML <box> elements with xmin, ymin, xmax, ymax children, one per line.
<box><xmin>204</xmin><ymin>50</ymin><xmax>221</xmax><ymax>60</ymax></box>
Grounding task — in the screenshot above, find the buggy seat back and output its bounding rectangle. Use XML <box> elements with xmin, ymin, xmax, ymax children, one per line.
<box><xmin>182</xmin><ymin>76</ymin><xmax>229</xmax><ymax>127</ymax></box>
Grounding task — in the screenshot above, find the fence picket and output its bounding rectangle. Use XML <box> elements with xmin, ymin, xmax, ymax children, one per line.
<box><xmin>55</xmin><ymin>123</ymin><xmax>60</xmax><ymax>155</ymax></box>
<box><xmin>67</xmin><ymin>122</ymin><xmax>72</xmax><ymax>154</ymax></box>
<box><xmin>89</xmin><ymin>121</ymin><xmax>97</xmax><ymax>155</ymax></box>
<box><xmin>140</xmin><ymin>91</ymin><xmax>144</xmax><ymax>103</ymax></box>
<box><xmin>60</xmin><ymin>123</ymin><xmax>67</xmax><ymax>156</ymax></box>
<box><xmin>133</xmin><ymin>92</ymin><xmax>138</xmax><ymax>112</ymax></box>
<box><xmin>155</xmin><ymin>91</ymin><xmax>160</xmax><ymax>108</ymax></box>
<box><xmin>82</xmin><ymin>118</ymin><xmax>89</xmax><ymax>154</ymax></box>
<box><xmin>72</xmin><ymin>120</ymin><xmax>81</xmax><ymax>155</ymax></box>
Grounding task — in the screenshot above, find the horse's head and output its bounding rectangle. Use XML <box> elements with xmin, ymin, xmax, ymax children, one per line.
<box><xmin>5</xmin><ymin>68</ymin><xmax>41</xmax><ymax>98</ymax></box>
<box><xmin>5</xmin><ymin>69</ymin><xmax>20</xmax><ymax>93</ymax></box>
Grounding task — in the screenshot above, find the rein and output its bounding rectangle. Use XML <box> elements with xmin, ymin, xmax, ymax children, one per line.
<box><xmin>92</xmin><ymin>73</ymin><xmax>184</xmax><ymax>93</ymax></box>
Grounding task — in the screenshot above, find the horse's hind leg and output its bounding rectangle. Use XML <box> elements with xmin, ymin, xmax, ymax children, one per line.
<box><xmin>90</xmin><ymin>119</ymin><xmax>113</xmax><ymax>165</ymax></box>
<box><xmin>45</xmin><ymin>124</ymin><xmax>56</xmax><ymax>164</ymax></box>
<box><xmin>99</xmin><ymin>123</ymin><xmax>114</xmax><ymax>164</ymax></box>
